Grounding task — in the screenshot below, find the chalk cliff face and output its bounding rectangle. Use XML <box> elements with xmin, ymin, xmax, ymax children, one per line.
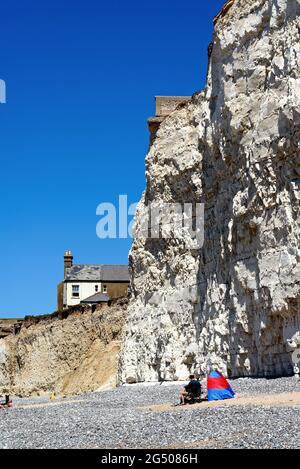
<box><xmin>119</xmin><ymin>0</ymin><xmax>300</xmax><ymax>383</ymax></box>
<box><xmin>0</xmin><ymin>302</ymin><xmax>127</xmax><ymax>396</ymax></box>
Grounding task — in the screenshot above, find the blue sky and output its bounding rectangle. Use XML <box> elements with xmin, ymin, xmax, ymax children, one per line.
<box><xmin>0</xmin><ymin>0</ymin><xmax>225</xmax><ymax>317</ymax></box>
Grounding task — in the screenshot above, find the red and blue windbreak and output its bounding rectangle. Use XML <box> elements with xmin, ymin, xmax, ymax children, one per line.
<box><xmin>207</xmin><ymin>370</ymin><xmax>235</xmax><ymax>401</ymax></box>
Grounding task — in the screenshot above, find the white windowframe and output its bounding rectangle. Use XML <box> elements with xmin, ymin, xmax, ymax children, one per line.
<box><xmin>72</xmin><ymin>285</ymin><xmax>80</xmax><ymax>298</ymax></box>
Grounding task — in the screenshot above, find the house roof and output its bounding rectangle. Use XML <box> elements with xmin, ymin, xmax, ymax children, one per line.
<box><xmin>101</xmin><ymin>265</ymin><xmax>130</xmax><ymax>282</ymax></box>
<box><xmin>80</xmin><ymin>293</ymin><xmax>110</xmax><ymax>304</ymax></box>
<box><xmin>65</xmin><ymin>264</ymin><xmax>130</xmax><ymax>282</ymax></box>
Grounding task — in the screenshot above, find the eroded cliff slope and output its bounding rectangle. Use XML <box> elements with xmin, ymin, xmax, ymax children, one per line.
<box><xmin>0</xmin><ymin>300</ymin><xmax>127</xmax><ymax>396</ymax></box>
<box><xmin>119</xmin><ymin>0</ymin><xmax>300</xmax><ymax>382</ymax></box>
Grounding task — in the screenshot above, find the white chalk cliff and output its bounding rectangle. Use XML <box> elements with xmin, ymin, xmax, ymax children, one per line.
<box><xmin>119</xmin><ymin>0</ymin><xmax>300</xmax><ymax>382</ymax></box>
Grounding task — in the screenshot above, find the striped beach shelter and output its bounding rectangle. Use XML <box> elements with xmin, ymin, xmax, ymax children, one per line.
<box><xmin>207</xmin><ymin>370</ymin><xmax>235</xmax><ymax>401</ymax></box>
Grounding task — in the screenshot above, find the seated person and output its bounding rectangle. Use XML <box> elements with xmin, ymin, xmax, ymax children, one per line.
<box><xmin>179</xmin><ymin>375</ymin><xmax>202</xmax><ymax>405</ymax></box>
<box><xmin>0</xmin><ymin>395</ymin><xmax>12</xmax><ymax>408</ymax></box>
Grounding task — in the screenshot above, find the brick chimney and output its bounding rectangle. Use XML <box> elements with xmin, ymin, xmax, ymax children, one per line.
<box><xmin>64</xmin><ymin>250</ymin><xmax>73</xmax><ymax>277</ymax></box>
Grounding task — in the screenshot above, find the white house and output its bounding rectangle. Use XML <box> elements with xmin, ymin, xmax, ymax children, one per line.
<box><xmin>57</xmin><ymin>251</ymin><xmax>130</xmax><ymax>310</ymax></box>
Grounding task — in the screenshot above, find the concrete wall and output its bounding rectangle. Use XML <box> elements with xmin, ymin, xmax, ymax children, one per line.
<box><xmin>65</xmin><ymin>282</ymin><xmax>102</xmax><ymax>307</ymax></box>
<box><xmin>105</xmin><ymin>283</ymin><xmax>129</xmax><ymax>300</ymax></box>
<box><xmin>57</xmin><ymin>282</ymin><xmax>64</xmax><ymax>311</ymax></box>
<box><xmin>64</xmin><ymin>282</ymin><xmax>129</xmax><ymax>307</ymax></box>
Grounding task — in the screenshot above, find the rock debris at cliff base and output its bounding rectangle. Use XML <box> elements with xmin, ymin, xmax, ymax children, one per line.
<box><xmin>119</xmin><ymin>0</ymin><xmax>300</xmax><ymax>382</ymax></box>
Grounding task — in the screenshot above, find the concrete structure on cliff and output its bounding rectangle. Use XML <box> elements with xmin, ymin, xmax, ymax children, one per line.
<box><xmin>57</xmin><ymin>251</ymin><xmax>130</xmax><ymax>310</ymax></box>
<box><xmin>148</xmin><ymin>96</ymin><xmax>191</xmax><ymax>145</ymax></box>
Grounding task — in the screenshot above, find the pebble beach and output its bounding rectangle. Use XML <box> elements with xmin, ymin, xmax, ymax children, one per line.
<box><xmin>1</xmin><ymin>377</ymin><xmax>300</xmax><ymax>449</ymax></box>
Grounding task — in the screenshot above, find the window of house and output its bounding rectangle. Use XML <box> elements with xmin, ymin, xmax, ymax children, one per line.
<box><xmin>95</xmin><ymin>285</ymin><xmax>99</xmax><ymax>292</ymax></box>
<box><xmin>103</xmin><ymin>285</ymin><xmax>107</xmax><ymax>293</ymax></box>
<box><xmin>72</xmin><ymin>285</ymin><xmax>80</xmax><ymax>298</ymax></box>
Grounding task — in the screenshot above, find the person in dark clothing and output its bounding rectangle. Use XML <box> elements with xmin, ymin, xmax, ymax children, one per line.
<box><xmin>179</xmin><ymin>375</ymin><xmax>202</xmax><ymax>405</ymax></box>
<box><xmin>0</xmin><ymin>395</ymin><xmax>12</xmax><ymax>408</ymax></box>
